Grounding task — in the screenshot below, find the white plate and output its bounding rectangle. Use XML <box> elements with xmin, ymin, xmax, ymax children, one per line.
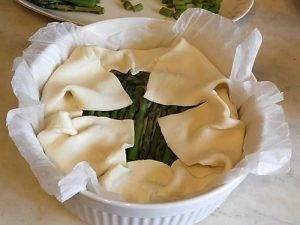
<box><xmin>17</xmin><ymin>0</ymin><xmax>254</xmax><ymax>25</ymax></box>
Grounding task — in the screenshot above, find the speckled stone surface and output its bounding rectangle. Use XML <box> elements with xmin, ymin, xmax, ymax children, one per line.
<box><xmin>0</xmin><ymin>1</ymin><xmax>299</xmax><ymax>225</ymax></box>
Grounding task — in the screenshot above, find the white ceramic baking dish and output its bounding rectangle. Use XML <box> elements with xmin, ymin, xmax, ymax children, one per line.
<box><xmin>10</xmin><ymin>17</ymin><xmax>249</xmax><ymax>224</ymax></box>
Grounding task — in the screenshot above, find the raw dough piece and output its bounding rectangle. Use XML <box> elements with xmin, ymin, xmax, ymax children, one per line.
<box><xmin>38</xmin><ymin>112</ymin><xmax>134</xmax><ymax>176</ymax></box>
<box><xmin>41</xmin><ymin>46</ymin><xmax>168</xmax><ymax>116</ymax></box>
<box><xmin>158</xmin><ymin>89</ymin><xmax>245</xmax><ymax>170</ymax></box>
<box><xmin>100</xmin><ymin>159</ymin><xmax>222</xmax><ymax>203</ymax></box>
<box><xmin>144</xmin><ymin>38</ymin><xmax>228</xmax><ymax>106</ymax></box>
<box><xmin>100</xmin><ymin>160</ymin><xmax>173</xmax><ymax>203</ymax></box>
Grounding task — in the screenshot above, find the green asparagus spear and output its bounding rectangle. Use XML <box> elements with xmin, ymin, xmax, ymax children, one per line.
<box><xmin>31</xmin><ymin>0</ymin><xmax>60</xmax><ymax>6</ymax></box>
<box><xmin>139</xmin><ymin>104</ymin><xmax>158</xmax><ymax>159</ymax></box>
<box><xmin>154</xmin><ymin>138</ymin><xmax>165</xmax><ymax>162</ymax></box>
<box><xmin>154</xmin><ymin>106</ymin><xmax>169</xmax><ymax>160</ymax></box>
<box><xmin>101</xmin><ymin>111</ymin><xmax>111</xmax><ymax>118</ymax></box>
<box><xmin>114</xmin><ymin>70</ymin><xmax>149</xmax><ymax>87</ymax></box>
<box><xmin>110</xmin><ymin>110</ymin><xmax>119</xmax><ymax>119</ymax></box>
<box><xmin>148</xmin><ymin>124</ymin><xmax>162</xmax><ymax>160</ymax></box>
<box><xmin>162</xmin><ymin>147</ymin><xmax>175</xmax><ymax>166</ymax></box>
<box><xmin>124</xmin><ymin>85</ymin><xmax>135</xmax><ymax>102</ymax></box>
<box><xmin>64</xmin><ymin>0</ymin><xmax>97</xmax><ymax>7</ymax></box>
<box><xmin>126</xmin><ymin>98</ymin><xmax>152</xmax><ymax>161</ymax></box>
<box><xmin>45</xmin><ymin>3</ymin><xmax>105</xmax><ymax>14</ymax></box>
<box><xmin>126</xmin><ymin>86</ymin><xmax>145</xmax><ymax>119</ymax></box>
<box><xmin>94</xmin><ymin>111</ymin><xmax>102</xmax><ymax>117</ymax></box>
<box><xmin>138</xmin><ymin>116</ymin><xmax>148</xmax><ymax>158</ymax></box>
<box><xmin>82</xmin><ymin>110</ymin><xmax>94</xmax><ymax>116</ymax></box>
<box><xmin>166</xmin><ymin>105</ymin><xmax>178</xmax><ymax>115</ymax></box>
<box><xmin>148</xmin><ymin>105</ymin><xmax>167</xmax><ymax>160</ymax></box>
<box><xmin>135</xmin><ymin>71</ymin><xmax>150</xmax><ymax>83</ymax></box>
<box><xmin>118</xmin><ymin>107</ymin><xmax>128</xmax><ymax>120</ymax></box>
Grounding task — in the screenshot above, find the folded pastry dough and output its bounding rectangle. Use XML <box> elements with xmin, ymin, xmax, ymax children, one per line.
<box><xmin>38</xmin><ymin>112</ymin><xmax>134</xmax><ymax>176</ymax></box>
<box><xmin>100</xmin><ymin>160</ymin><xmax>173</xmax><ymax>203</ymax></box>
<box><xmin>158</xmin><ymin>88</ymin><xmax>245</xmax><ymax>170</ymax></box>
<box><xmin>144</xmin><ymin>38</ymin><xmax>228</xmax><ymax>106</ymax></box>
<box><xmin>41</xmin><ymin>46</ymin><xmax>168</xmax><ymax>116</ymax></box>
<box><xmin>100</xmin><ymin>159</ymin><xmax>222</xmax><ymax>203</ymax></box>
<box><xmin>157</xmin><ymin>160</ymin><xmax>222</xmax><ymax>200</ymax></box>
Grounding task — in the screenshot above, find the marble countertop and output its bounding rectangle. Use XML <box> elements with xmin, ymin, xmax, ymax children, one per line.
<box><xmin>0</xmin><ymin>1</ymin><xmax>299</xmax><ymax>224</ymax></box>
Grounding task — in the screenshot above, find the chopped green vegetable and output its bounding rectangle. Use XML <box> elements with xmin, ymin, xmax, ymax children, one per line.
<box><xmin>159</xmin><ymin>7</ymin><xmax>174</xmax><ymax>17</ymax></box>
<box><xmin>123</xmin><ymin>0</ymin><xmax>133</xmax><ymax>10</ymax></box>
<box><xmin>121</xmin><ymin>0</ymin><xmax>143</xmax><ymax>12</ymax></box>
<box><xmin>133</xmin><ymin>3</ymin><xmax>143</xmax><ymax>12</ymax></box>
<box><xmin>160</xmin><ymin>0</ymin><xmax>223</xmax><ymax>19</ymax></box>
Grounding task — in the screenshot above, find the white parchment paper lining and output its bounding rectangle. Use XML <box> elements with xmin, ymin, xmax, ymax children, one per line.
<box><xmin>6</xmin><ymin>9</ymin><xmax>291</xmax><ymax>202</ymax></box>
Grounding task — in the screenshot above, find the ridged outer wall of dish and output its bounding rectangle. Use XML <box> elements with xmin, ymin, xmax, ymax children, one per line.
<box><xmin>63</xmin><ymin>175</ymin><xmax>246</xmax><ymax>225</ymax></box>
